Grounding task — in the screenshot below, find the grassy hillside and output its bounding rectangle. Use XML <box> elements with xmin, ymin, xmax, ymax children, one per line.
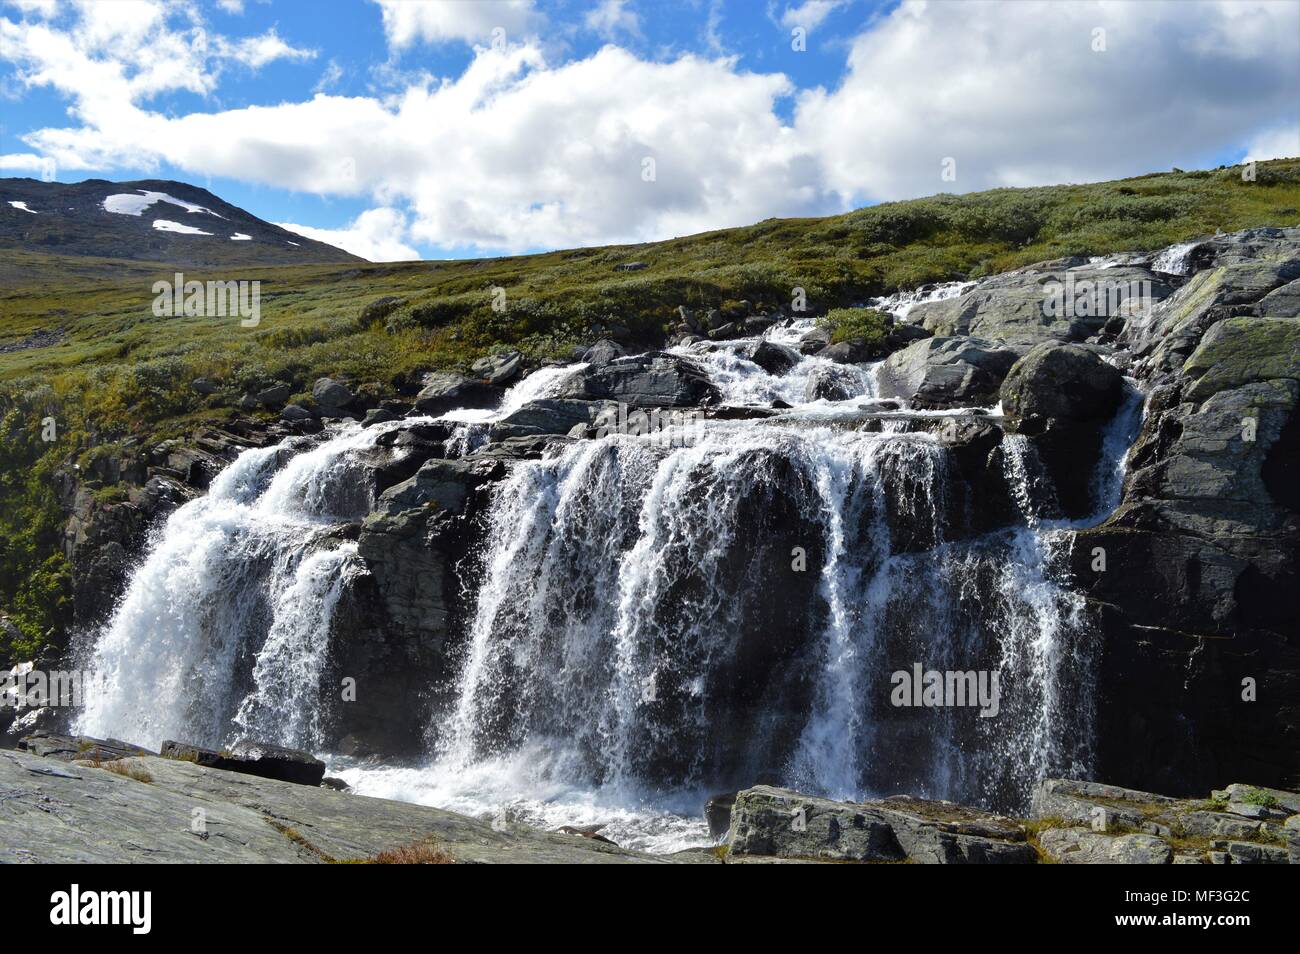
<box><xmin>1</xmin><ymin>158</ymin><xmax>1298</xmax><ymax>658</ymax></box>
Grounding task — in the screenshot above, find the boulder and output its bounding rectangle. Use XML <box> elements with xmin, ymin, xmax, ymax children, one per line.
<box><xmin>490</xmin><ymin>399</ymin><xmax>614</xmax><ymax>439</ymax></box>
<box><xmin>1039</xmin><ymin>829</ymin><xmax>1173</xmax><ymax>864</ymax></box>
<box><xmin>910</xmin><ymin>265</ymin><xmax>1173</xmax><ymax>347</ymax></box>
<box><xmin>414</xmin><ymin>371</ymin><xmax>504</xmax><ymax>416</ymax></box>
<box><xmin>877</xmin><ymin>336</ymin><xmax>1020</xmax><ymax>408</ymax></box>
<box><xmin>471</xmin><ymin>350</ymin><xmax>523</xmax><ymax>386</ymax></box>
<box><xmin>312</xmin><ymin>377</ymin><xmax>354</xmax><ymax>409</ymax></box>
<box><xmin>580</xmin><ymin>339</ymin><xmax>627</xmax><ymax>368</ymax></box>
<box><xmin>804</xmin><ymin>364</ymin><xmax>862</xmax><ymax>402</ymax></box>
<box><xmin>554</xmin><ymin>352</ymin><xmax>719</xmax><ymax>407</ymax></box>
<box><xmin>191</xmin><ymin>377</ymin><xmax>220</xmax><ymax>395</ymax></box>
<box><xmin>255</xmin><ymin>383</ymin><xmax>291</xmax><ymax>408</ymax></box>
<box><xmin>160</xmin><ymin>739</ymin><xmax>325</xmax><ymax>786</ymax></box>
<box><xmin>280</xmin><ymin>403</ymin><xmax>314</xmax><ymax>422</ymax></box>
<box><xmin>362</xmin><ymin>407</ymin><xmax>398</xmax><ymax>427</ymax></box>
<box><xmin>746</xmin><ymin>340</ymin><xmax>799</xmax><ymax>375</ymax></box>
<box><xmin>1001</xmin><ymin>343</ymin><xmax>1125</xmax><ymax>429</ymax></box>
<box><xmin>797</xmin><ymin>325</ymin><xmax>831</xmax><ymax>355</ymax></box>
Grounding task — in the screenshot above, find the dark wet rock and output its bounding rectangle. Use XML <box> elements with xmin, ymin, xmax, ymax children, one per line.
<box><xmin>490</xmin><ymin>399</ymin><xmax>614</xmax><ymax>440</ymax></box>
<box><xmin>280</xmin><ymin>403</ymin><xmax>313</xmax><ymax>422</ymax></box>
<box><xmin>1001</xmin><ymin>342</ymin><xmax>1125</xmax><ymax>429</ymax></box>
<box><xmin>362</xmin><ymin>407</ymin><xmax>397</xmax><ymax>427</ymax></box>
<box><xmin>554</xmin><ymin>352</ymin><xmax>719</xmax><ymax>407</ymax></box>
<box><xmin>414</xmin><ymin>371</ymin><xmax>504</xmax><ymax>416</ymax></box>
<box><xmin>797</xmin><ymin>325</ymin><xmax>831</xmax><ymax>355</ymax></box>
<box><xmin>746</xmin><ymin>340</ymin><xmax>799</xmax><ymax>375</ymax></box>
<box><xmin>705</xmin><ymin>792</ymin><xmax>737</xmax><ymax>840</ymax></box>
<box><xmin>160</xmin><ymin>739</ymin><xmax>325</xmax><ymax>786</ymax></box>
<box><xmin>877</xmin><ymin>336</ymin><xmax>1020</xmax><ymax>408</ymax></box>
<box><xmin>726</xmin><ymin>786</ymin><xmax>1036</xmax><ymax>864</ymax></box>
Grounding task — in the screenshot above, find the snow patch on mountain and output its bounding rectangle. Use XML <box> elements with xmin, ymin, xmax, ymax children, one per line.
<box><xmin>153</xmin><ymin>219</ymin><xmax>213</xmax><ymax>236</ymax></box>
<box><xmin>104</xmin><ymin>191</ymin><xmax>225</xmax><ymax>219</ymax></box>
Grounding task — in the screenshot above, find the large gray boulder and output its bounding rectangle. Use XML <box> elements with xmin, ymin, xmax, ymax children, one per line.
<box><xmin>159</xmin><ymin>739</ymin><xmax>325</xmax><ymax>786</ymax></box>
<box><xmin>311</xmin><ymin>377</ymin><xmax>353</xmax><ymax>410</ymax></box>
<box><xmin>414</xmin><ymin>371</ymin><xmax>504</xmax><ymax>416</ymax></box>
<box><xmin>489</xmin><ymin>398</ymin><xmax>614</xmax><ymax>440</ymax></box>
<box><xmin>726</xmin><ymin>786</ymin><xmax>1035</xmax><ymax>864</ymax></box>
<box><xmin>877</xmin><ymin>336</ymin><xmax>1020</xmax><ymax>408</ymax></box>
<box><xmin>1001</xmin><ymin>342</ymin><xmax>1125</xmax><ymax>429</ymax></box>
<box><xmin>555</xmin><ymin>352</ymin><xmax>719</xmax><ymax>407</ymax></box>
<box><xmin>471</xmin><ymin>350</ymin><xmax>523</xmax><ymax>386</ymax></box>
<box><xmin>909</xmin><ymin>265</ymin><xmax>1173</xmax><ymax>347</ymax></box>
<box><xmin>999</xmin><ymin>343</ymin><xmax>1126</xmax><ymax>517</ymax></box>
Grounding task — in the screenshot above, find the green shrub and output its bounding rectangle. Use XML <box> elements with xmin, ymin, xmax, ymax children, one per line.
<box><xmin>817</xmin><ymin>307</ymin><xmax>889</xmax><ymax>345</ymax></box>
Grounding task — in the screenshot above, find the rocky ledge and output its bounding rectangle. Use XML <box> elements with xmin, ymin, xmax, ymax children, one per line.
<box><xmin>3</xmin><ymin>736</ymin><xmax>1295</xmax><ymax>863</ymax></box>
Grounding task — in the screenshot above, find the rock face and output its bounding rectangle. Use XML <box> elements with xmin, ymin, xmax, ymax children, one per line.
<box><xmin>1066</xmin><ymin>228</ymin><xmax>1300</xmax><ymax>796</ymax></box>
<box><xmin>0</xmin><ymin>748</ymin><xmax>674</xmax><ymax>864</ymax></box>
<box><xmin>725</xmin><ymin>786</ymin><xmax>1037</xmax><ymax>863</ymax></box>
<box><xmin>414</xmin><ymin>371</ymin><xmax>504</xmax><ymax>416</ymax></box>
<box><xmin>909</xmin><ymin>264</ymin><xmax>1173</xmax><ymax>346</ymax></box>
<box><xmin>1031</xmin><ymin>779</ymin><xmax>1296</xmax><ymax>864</ymax></box>
<box><xmin>555</xmin><ymin>352</ymin><xmax>719</xmax><ymax>407</ymax></box>
<box><xmin>326</xmin><ymin>454</ymin><xmax>504</xmax><ymax>757</ymax></box>
<box><xmin>877</xmin><ymin>336</ymin><xmax>1020</xmax><ymax>408</ymax></box>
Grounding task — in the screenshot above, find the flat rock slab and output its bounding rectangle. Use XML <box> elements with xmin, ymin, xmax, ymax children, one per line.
<box><xmin>0</xmin><ymin>750</ymin><xmax>675</xmax><ymax>864</ymax></box>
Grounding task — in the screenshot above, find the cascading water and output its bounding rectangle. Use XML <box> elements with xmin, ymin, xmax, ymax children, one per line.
<box><xmin>75</xmin><ymin>423</ymin><xmax>385</xmax><ymax>750</ymax></box>
<box><xmin>76</xmin><ymin>320</ymin><xmax>1144</xmax><ymax>853</ymax></box>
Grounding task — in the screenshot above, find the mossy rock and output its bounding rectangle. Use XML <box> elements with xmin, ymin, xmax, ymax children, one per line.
<box><xmin>1183</xmin><ymin>316</ymin><xmax>1300</xmax><ymax>402</ymax></box>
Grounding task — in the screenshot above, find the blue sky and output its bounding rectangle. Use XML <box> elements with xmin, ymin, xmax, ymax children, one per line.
<box><xmin>1</xmin><ymin>0</ymin><xmax>1297</xmax><ymax>260</ymax></box>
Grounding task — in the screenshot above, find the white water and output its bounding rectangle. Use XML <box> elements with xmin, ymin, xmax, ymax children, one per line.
<box><xmin>1150</xmin><ymin>240</ymin><xmax>1202</xmax><ymax>276</ymax></box>
<box><xmin>76</xmin><ymin>422</ymin><xmax>391</xmax><ymax>750</ymax></box>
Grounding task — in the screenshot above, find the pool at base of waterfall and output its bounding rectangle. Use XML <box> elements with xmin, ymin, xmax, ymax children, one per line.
<box><xmin>330</xmin><ymin>751</ymin><xmax>714</xmax><ymax>854</ymax></box>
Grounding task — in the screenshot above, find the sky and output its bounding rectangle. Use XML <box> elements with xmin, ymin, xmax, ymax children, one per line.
<box><xmin>0</xmin><ymin>0</ymin><xmax>1297</xmax><ymax>262</ymax></box>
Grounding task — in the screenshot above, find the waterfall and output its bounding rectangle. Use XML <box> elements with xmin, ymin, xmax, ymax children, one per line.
<box><xmin>75</xmin><ymin>422</ymin><xmax>388</xmax><ymax>750</ymax></box>
<box><xmin>74</xmin><ymin>341</ymin><xmax>1141</xmax><ymax>853</ymax></box>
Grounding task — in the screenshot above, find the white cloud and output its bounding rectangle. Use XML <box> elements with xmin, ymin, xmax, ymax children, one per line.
<box><xmin>276</xmin><ymin>207</ymin><xmax>418</xmax><ymax>262</ymax></box>
<box><xmin>794</xmin><ymin>0</ymin><xmax>1300</xmax><ymax>203</ymax></box>
<box><xmin>1</xmin><ymin>0</ymin><xmax>1297</xmax><ymax>259</ymax></box>
<box><xmin>585</xmin><ymin>0</ymin><xmax>640</xmax><ymax>40</ymax></box>
<box><xmin>216</xmin><ymin>0</ymin><xmax>245</xmax><ymax>13</ymax></box>
<box><xmin>370</xmin><ymin>0</ymin><xmax>541</xmax><ymax>49</ymax></box>
<box><xmin>1244</xmin><ymin>123</ymin><xmax>1300</xmax><ymax>164</ymax></box>
<box><xmin>216</xmin><ymin>29</ymin><xmax>316</xmax><ymax>70</ymax></box>
<box><xmin>780</xmin><ymin>0</ymin><xmax>847</xmax><ymax>32</ymax></box>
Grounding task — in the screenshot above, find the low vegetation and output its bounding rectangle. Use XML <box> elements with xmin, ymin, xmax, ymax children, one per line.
<box><xmin>1</xmin><ymin>159</ymin><xmax>1298</xmax><ymax>662</ymax></box>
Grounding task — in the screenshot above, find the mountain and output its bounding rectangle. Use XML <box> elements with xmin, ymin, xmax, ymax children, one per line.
<box><xmin>0</xmin><ymin>177</ymin><xmax>363</xmax><ymax>267</ymax></box>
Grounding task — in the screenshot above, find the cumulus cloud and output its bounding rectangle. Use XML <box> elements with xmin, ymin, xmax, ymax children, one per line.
<box><xmin>779</xmin><ymin>0</ymin><xmax>848</xmax><ymax>32</ymax></box>
<box><xmin>1</xmin><ymin>0</ymin><xmax>1297</xmax><ymax>257</ymax></box>
<box><xmin>276</xmin><ymin>207</ymin><xmax>418</xmax><ymax>262</ymax></box>
<box><xmin>370</xmin><ymin>0</ymin><xmax>542</xmax><ymax>49</ymax></box>
<box><xmin>1245</xmin><ymin>123</ymin><xmax>1300</xmax><ymax>163</ymax></box>
<box><xmin>585</xmin><ymin>0</ymin><xmax>640</xmax><ymax>40</ymax></box>
<box><xmin>795</xmin><ymin>0</ymin><xmax>1300</xmax><ymax>203</ymax></box>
